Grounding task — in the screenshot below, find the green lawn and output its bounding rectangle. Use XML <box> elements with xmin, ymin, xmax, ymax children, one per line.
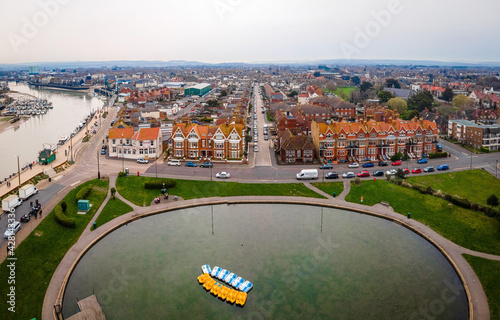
<box><xmin>324</xmin><ymin>87</ymin><xmax>358</xmax><ymax>100</ymax></box>
<box><xmin>463</xmin><ymin>255</ymin><xmax>500</xmax><ymax>319</ymax></box>
<box><xmin>407</xmin><ymin>170</ymin><xmax>500</xmax><ymax>206</ymax></box>
<box><xmin>0</xmin><ymin>179</ymin><xmax>109</xmax><ymax>320</ymax></box>
<box><xmin>92</xmin><ymin>197</ymin><xmax>133</xmax><ymax>230</ymax></box>
<box><xmin>311</xmin><ymin>181</ymin><xmax>344</xmax><ymax>197</ymax></box>
<box><xmin>345</xmin><ymin>180</ymin><xmax>500</xmax><ymax>255</ymax></box>
<box><xmin>116</xmin><ymin>176</ymin><xmax>325</xmax><ymax>206</ymax></box>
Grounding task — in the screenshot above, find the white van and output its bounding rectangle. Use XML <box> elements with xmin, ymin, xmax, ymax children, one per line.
<box><xmin>296</xmin><ymin>169</ymin><xmax>318</xmax><ymax>180</ymax></box>
<box><xmin>167</xmin><ymin>159</ymin><xmax>181</xmax><ymax>166</ymax></box>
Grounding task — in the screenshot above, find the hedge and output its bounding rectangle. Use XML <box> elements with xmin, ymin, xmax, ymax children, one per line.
<box><xmin>144</xmin><ymin>179</ymin><xmax>176</xmax><ymax>190</ymax></box>
<box><xmin>428</xmin><ymin>152</ymin><xmax>448</xmax><ymax>159</ymax></box>
<box><xmin>54</xmin><ymin>204</ymin><xmax>76</xmax><ymax>228</ymax></box>
<box><xmin>75</xmin><ymin>186</ymin><xmax>92</xmax><ymax>203</ymax></box>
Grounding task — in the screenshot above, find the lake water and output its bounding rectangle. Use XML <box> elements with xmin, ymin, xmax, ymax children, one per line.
<box><xmin>0</xmin><ymin>82</ymin><xmax>102</xmax><ymax>180</ymax></box>
<box><xmin>63</xmin><ymin>204</ymin><xmax>468</xmax><ymax>320</ymax></box>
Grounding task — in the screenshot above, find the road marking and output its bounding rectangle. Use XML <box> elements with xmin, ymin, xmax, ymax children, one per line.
<box><xmin>70</xmin><ymin>180</ymin><xmax>81</xmax><ymax>187</ymax></box>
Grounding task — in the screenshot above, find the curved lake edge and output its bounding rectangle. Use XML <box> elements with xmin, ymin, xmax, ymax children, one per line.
<box><xmin>53</xmin><ymin>198</ymin><xmax>473</xmax><ymax>320</ymax></box>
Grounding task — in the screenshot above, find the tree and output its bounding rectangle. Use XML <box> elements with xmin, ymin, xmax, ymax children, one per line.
<box><xmin>407</xmin><ymin>91</ymin><xmax>434</xmax><ymax>112</ymax></box>
<box><xmin>407</xmin><ymin>110</ymin><xmax>420</xmax><ymax>120</ymax></box>
<box><xmin>287</xmin><ymin>90</ymin><xmax>298</xmax><ymax>98</ymax></box>
<box><xmin>325</xmin><ymin>81</ymin><xmax>337</xmax><ymax>92</ymax></box>
<box><xmin>387</xmin><ymin>97</ymin><xmax>407</xmax><ymax>115</ymax></box>
<box><xmin>377</xmin><ymin>90</ymin><xmax>395</xmax><ymax>103</ymax></box>
<box><xmin>351</xmin><ymin>76</ymin><xmax>361</xmax><ymax>86</ymax></box>
<box><xmin>349</xmin><ymin>90</ymin><xmax>361</xmax><ymax>104</ymax></box>
<box><xmin>487</xmin><ymin>194</ymin><xmax>499</xmax><ymax>207</ymax></box>
<box><xmin>395</xmin><ymin>169</ymin><xmax>406</xmax><ymax>179</ymax></box>
<box><xmin>110</xmin><ymin>187</ymin><xmax>116</xmax><ymax>199</ymax></box>
<box><xmin>360</xmin><ymin>81</ymin><xmax>373</xmax><ymax>93</ymax></box>
<box><xmin>385</xmin><ymin>78</ymin><xmax>401</xmax><ymax>89</ymax></box>
<box><xmin>219</xmin><ymin>90</ymin><xmax>228</xmax><ymax>97</ymax></box>
<box><xmin>206</xmin><ymin>99</ymin><xmax>220</xmax><ymax>108</ymax></box>
<box><xmin>313</xmin><ymin>71</ymin><xmax>321</xmax><ymax>77</ymax></box>
<box><xmin>442</xmin><ymin>87</ymin><xmax>454</xmax><ymax>102</ymax></box>
<box><xmin>452</xmin><ymin>94</ymin><xmax>474</xmax><ymax>110</ymax></box>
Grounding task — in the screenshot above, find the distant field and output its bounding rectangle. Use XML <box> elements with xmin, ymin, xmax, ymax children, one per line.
<box><xmin>407</xmin><ymin>169</ymin><xmax>500</xmax><ymax>206</ymax></box>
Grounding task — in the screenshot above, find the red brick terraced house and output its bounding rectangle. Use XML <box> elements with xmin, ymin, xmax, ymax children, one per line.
<box><xmin>171</xmin><ymin>123</ymin><xmax>245</xmax><ymax>161</ymax></box>
<box><xmin>311</xmin><ymin>118</ymin><xmax>438</xmax><ymax>163</ymax></box>
<box><xmin>278</xmin><ymin>129</ymin><xmax>315</xmax><ymax>163</ymax></box>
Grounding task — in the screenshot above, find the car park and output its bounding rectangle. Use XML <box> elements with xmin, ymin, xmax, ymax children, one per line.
<box><xmin>392</xmin><ymin>160</ymin><xmax>402</xmax><ymax>166</ymax></box>
<box><xmin>417</xmin><ymin>158</ymin><xmax>428</xmax><ymax>164</ymax></box>
<box><xmin>319</xmin><ymin>164</ymin><xmax>333</xmax><ymax>169</ymax></box>
<box><xmin>342</xmin><ymin>172</ymin><xmax>355</xmax><ymax>179</ymax></box>
<box><xmin>167</xmin><ymin>159</ymin><xmax>181</xmax><ymax>166</ymax></box>
<box><xmin>378</xmin><ymin>161</ymin><xmax>388</xmax><ymax>166</ymax></box>
<box><xmin>200</xmin><ymin>162</ymin><xmax>213</xmax><ymax>168</ymax></box>
<box><xmin>136</xmin><ymin>158</ymin><xmax>149</xmax><ymax>164</ymax></box>
<box><xmin>216</xmin><ymin>172</ymin><xmax>230</xmax><ymax>179</ymax></box>
<box><xmin>4</xmin><ymin>221</ymin><xmax>21</xmax><ymax>239</ymax></box>
<box><xmin>362</xmin><ymin>163</ymin><xmax>374</xmax><ymax>168</ymax></box>
<box><xmin>423</xmin><ymin>166</ymin><xmax>434</xmax><ymax>172</ymax></box>
<box><xmin>357</xmin><ymin>170</ymin><xmax>370</xmax><ymax>177</ymax></box>
<box><xmin>325</xmin><ymin>172</ymin><xmax>339</xmax><ymax>179</ymax></box>
<box><xmin>386</xmin><ymin>169</ymin><xmax>397</xmax><ymax>176</ymax></box>
<box><xmin>185</xmin><ymin>161</ymin><xmax>197</xmax><ymax>167</ymax></box>
<box><xmin>348</xmin><ymin>162</ymin><xmax>359</xmax><ymax>168</ymax></box>
<box><xmin>437</xmin><ymin>164</ymin><xmax>449</xmax><ymax>170</ymax></box>
<box><xmin>373</xmin><ymin>170</ymin><xmax>384</xmax><ymax>177</ymax></box>
<box><xmin>412</xmin><ymin>168</ymin><xmax>422</xmax><ymax>174</ymax></box>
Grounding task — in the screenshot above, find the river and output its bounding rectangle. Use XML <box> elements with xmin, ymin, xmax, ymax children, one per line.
<box><xmin>0</xmin><ymin>82</ymin><xmax>104</xmax><ymax>180</ymax></box>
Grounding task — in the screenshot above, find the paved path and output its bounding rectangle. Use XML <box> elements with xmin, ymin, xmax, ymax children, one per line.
<box><xmin>40</xmin><ymin>177</ymin><xmax>498</xmax><ymax>320</ymax></box>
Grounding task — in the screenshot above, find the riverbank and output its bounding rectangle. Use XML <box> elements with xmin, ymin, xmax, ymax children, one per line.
<box><xmin>0</xmin><ymin>116</ymin><xmax>29</xmax><ymax>134</ymax></box>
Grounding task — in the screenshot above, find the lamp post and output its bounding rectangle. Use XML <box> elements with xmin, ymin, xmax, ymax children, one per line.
<box><xmin>17</xmin><ymin>155</ymin><xmax>21</xmax><ymax>189</ymax></box>
<box><xmin>70</xmin><ymin>134</ymin><xmax>73</xmax><ymax>162</ymax></box>
<box><xmin>496</xmin><ymin>160</ymin><xmax>498</xmax><ymax>178</ymax></box>
<box><xmin>470</xmin><ymin>149</ymin><xmax>473</xmax><ymax>170</ymax></box>
<box><xmin>97</xmin><ymin>148</ymin><xmax>100</xmax><ymax>179</ymax></box>
<box><xmin>121</xmin><ymin>133</ymin><xmax>124</xmax><ymax>173</ymax></box>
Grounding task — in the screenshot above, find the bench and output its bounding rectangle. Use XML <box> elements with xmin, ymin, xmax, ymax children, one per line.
<box><xmin>380</xmin><ymin>201</ymin><xmax>390</xmax><ymax>207</ymax></box>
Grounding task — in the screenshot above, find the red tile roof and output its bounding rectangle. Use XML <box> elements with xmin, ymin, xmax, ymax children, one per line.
<box><xmin>108</xmin><ymin>128</ymin><xmax>134</xmax><ymax>139</ymax></box>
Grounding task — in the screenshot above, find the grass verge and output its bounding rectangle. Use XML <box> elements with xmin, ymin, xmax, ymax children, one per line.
<box><xmin>463</xmin><ymin>255</ymin><xmax>500</xmax><ymax>319</ymax></box>
<box><xmin>116</xmin><ymin>176</ymin><xmax>325</xmax><ymax>206</ymax></box>
<box><xmin>311</xmin><ymin>181</ymin><xmax>344</xmax><ymax>197</ymax></box>
<box><xmin>91</xmin><ymin>197</ymin><xmax>133</xmax><ymax>231</ymax></box>
<box><xmin>345</xmin><ymin>180</ymin><xmax>500</xmax><ymax>255</ymax></box>
<box><xmin>0</xmin><ymin>179</ymin><xmax>108</xmax><ymax>320</ymax></box>
<box><xmin>407</xmin><ymin>169</ymin><xmax>500</xmax><ymax>206</ymax></box>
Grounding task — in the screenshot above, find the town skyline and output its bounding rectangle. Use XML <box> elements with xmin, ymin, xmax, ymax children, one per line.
<box><xmin>1</xmin><ymin>0</ymin><xmax>500</xmax><ymax>65</ymax></box>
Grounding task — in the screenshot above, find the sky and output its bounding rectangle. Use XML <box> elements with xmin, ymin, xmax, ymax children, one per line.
<box><xmin>1</xmin><ymin>0</ymin><xmax>500</xmax><ymax>64</ymax></box>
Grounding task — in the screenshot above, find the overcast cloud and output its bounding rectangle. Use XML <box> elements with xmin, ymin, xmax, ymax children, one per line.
<box><xmin>1</xmin><ymin>0</ymin><xmax>499</xmax><ymax>64</ymax></box>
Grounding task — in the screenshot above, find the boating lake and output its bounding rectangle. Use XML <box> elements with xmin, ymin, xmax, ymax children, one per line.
<box><xmin>0</xmin><ymin>82</ymin><xmax>102</xmax><ymax>180</ymax></box>
<box><xmin>62</xmin><ymin>203</ymin><xmax>469</xmax><ymax>319</ymax></box>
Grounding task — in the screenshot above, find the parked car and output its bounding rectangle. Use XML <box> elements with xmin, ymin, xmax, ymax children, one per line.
<box><xmin>254</xmin><ymin>146</ymin><xmax>259</xmax><ymax>152</ymax></box>
<box><xmin>437</xmin><ymin>164</ymin><xmax>449</xmax><ymax>170</ymax></box>
<box><xmin>200</xmin><ymin>162</ymin><xmax>213</xmax><ymax>168</ymax></box>
<box><xmin>423</xmin><ymin>166</ymin><xmax>434</xmax><ymax>172</ymax></box>
<box><xmin>325</xmin><ymin>172</ymin><xmax>339</xmax><ymax>179</ymax></box>
<box><xmin>403</xmin><ymin>168</ymin><xmax>410</xmax><ymax>175</ymax></box>
<box><xmin>412</xmin><ymin>168</ymin><xmax>422</xmax><ymax>174</ymax></box>
<box><xmin>378</xmin><ymin>161</ymin><xmax>388</xmax><ymax>167</ymax></box>
<box><xmin>386</xmin><ymin>169</ymin><xmax>397</xmax><ymax>176</ymax></box>
<box><xmin>319</xmin><ymin>164</ymin><xmax>333</xmax><ymax>170</ymax></box>
<box><xmin>185</xmin><ymin>161</ymin><xmax>197</xmax><ymax>167</ymax></box>
<box><xmin>136</xmin><ymin>158</ymin><xmax>149</xmax><ymax>164</ymax></box>
<box><xmin>101</xmin><ymin>149</ymin><xmax>106</xmax><ymax>155</ymax></box>
<box><xmin>20</xmin><ymin>214</ymin><xmax>30</xmax><ymax>223</ymax></box>
<box><xmin>417</xmin><ymin>158</ymin><xmax>428</xmax><ymax>164</ymax></box>
<box><xmin>342</xmin><ymin>172</ymin><xmax>355</xmax><ymax>179</ymax></box>
<box><xmin>254</xmin><ymin>136</ymin><xmax>258</xmax><ymax>142</ymax></box>
<box><xmin>392</xmin><ymin>160</ymin><xmax>402</xmax><ymax>166</ymax></box>
<box><xmin>357</xmin><ymin>170</ymin><xmax>370</xmax><ymax>177</ymax></box>
<box><xmin>216</xmin><ymin>172</ymin><xmax>230</xmax><ymax>179</ymax></box>
<box><xmin>264</xmin><ymin>135</ymin><xmax>269</xmax><ymax>141</ymax></box>
<box><xmin>348</xmin><ymin>162</ymin><xmax>359</xmax><ymax>168</ymax></box>
<box><xmin>373</xmin><ymin>170</ymin><xmax>384</xmax><ymax>177</ymax></box>
<box><xmin>362</xmin><ymin>162</ymin><xmax>374</xmax><ymax>168</ymax></box>
<box><xmin>4</xmin><ymin>221</ymin><xmax>21</xmax><ymax>239</ymax></box>
<box><xmin>167</xmin><ymin>159</ymin><xmax>181</xmax><ymax>166</ymax></box>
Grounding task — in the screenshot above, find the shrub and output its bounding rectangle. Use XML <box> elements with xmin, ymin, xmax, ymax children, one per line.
<box><xmin>484</xmin><ymin>207</ymin><xmax>498</xmax><ymax>217</ymax></box>
<box><xmin>428</xmin><ymin>152</ymin><xmax>448</xmax><ymax>159</ymax></box>
<box><xmin>353</xmin><ymin>178</ymin><xmax>362</xmax><ymax>186</ymax></box>
<box><xmin>411</xmin><ymin>183</ymin><xmax>428</xmax><ymax>194</ymax></box>
<box><xmin>434</xmin><ymin>189</ymin><xmax>444</xmax><ymax>198</ymax></box>
<box><xmin>449</xmin><ymin>194</ymin><xmax>471</xmax><ymax>209</ymax></box>
<box><xmin>144</xmin><ymin>179</ymin><xmax>176</xmax><ymax>190</ymax></box>
<box><xmin>54</xmin><ymin>204</ymin><xmax>76</xmax><ymax>228</ymax></box>
<box><xmin>480</xmin><ymin>147</ymin><xmax>490</xmax><ymax>153</ymax></box>
<box><xmin>61</xmin><ymin>201</ymin><xmax>67</xmax><ymax>212</ymax></box>
<box><xmin>487</xmin><ymin>194</ymin><xmax>499</xmax><ymax>207</ymax></box>
<box><xmin>118</xmin><ymin>171</ymin><xmax>127</xmax><ymax>178</ymax></box>
<box><xmin>111</xmin><ymin>187</ymin><xmax>116</xmax><ymax>199</ymax></box>
<box><xmin>75</xmin><ymin>186</ymin><xmax>92</xmax><ymax>203</ymax></box>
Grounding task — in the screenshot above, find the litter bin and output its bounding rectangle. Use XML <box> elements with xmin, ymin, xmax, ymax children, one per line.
<box><xmin>407</xmin><ymin>212</ymin><xmax>411</xmax><ymax>219</ymax></box>
<box><xmin>48</xmin><ymin>177</ymin><xmax>51</xmax><ymax>182</ymax></box>
<box><xmin>93</xmin><ymin>222</ymin><xmax>97</xmax><ymax>229</ymax></box>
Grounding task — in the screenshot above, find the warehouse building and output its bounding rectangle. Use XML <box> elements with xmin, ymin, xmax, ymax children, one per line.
<box><xmin>184</xmin><ymin>83</ymin><xmax>211</xmax><ymax>97</ymax></box>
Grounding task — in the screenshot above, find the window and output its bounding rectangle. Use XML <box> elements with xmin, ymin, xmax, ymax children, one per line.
<box><xmin>151</xmin><ymin>140</ymin><xmax>154</xmax><ymax>146</ymax></box>
<box><xmin>112</xmin><ymin>147</ymin><xmax>117</xmax><ymax>153</ymax></box>
<box><xmin>112</xmin><ymin>139</ymin><xmax>116</xmax><ymax>144</ymax></box>
<box><xmin>175</xmin><ymin>142</ymin><xmax>183</xmax><ymax>148</ymax></box>
<box><xmin>190</xmin><ymin>142</ymin><xmax>197</xmax><ymax>148</ymax></box>
<box><xmin>150</xmin><ymin>148</ymin><xmax>155</xmax><ymax>154</ymax></box>
<box><xmin>140</xmin><ymin>141</ymin><xmax>143</xmax><ymax>147</ymax></box>
<box><xmin>139</xmin><ymin>149</ymin><xmax>144</xmax><ymax>154</ymax></box>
